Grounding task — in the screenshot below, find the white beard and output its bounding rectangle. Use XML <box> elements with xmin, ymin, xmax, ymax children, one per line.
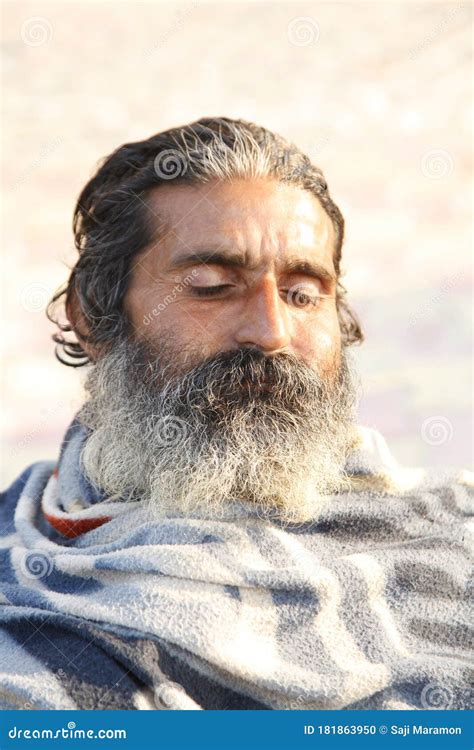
<box><xmin>79</xmin><ymin>337</ymin><xmax>360</xmax><ymax>524</ymax></box>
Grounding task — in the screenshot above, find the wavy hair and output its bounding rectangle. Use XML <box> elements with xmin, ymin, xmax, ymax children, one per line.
<box><xmin>47</xmin><ymin>116</ymin><xmax>364</xmax><ymax>366</ymax></box>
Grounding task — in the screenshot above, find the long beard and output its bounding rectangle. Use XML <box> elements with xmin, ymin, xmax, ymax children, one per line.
<box><xmin>78</xmin><ymin>336</ymin><xmax>360</xmax><ymax>523</ymax></box>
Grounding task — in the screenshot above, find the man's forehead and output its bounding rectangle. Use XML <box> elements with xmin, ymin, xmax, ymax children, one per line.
<box><xmin>144</xmin><ymin>178</ymin><xmax>336</xmax><ymax>269</ymax></box>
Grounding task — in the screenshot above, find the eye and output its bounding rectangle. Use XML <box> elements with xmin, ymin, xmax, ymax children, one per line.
<box><xmin>283</xmin><ymin>284</ymin><xmax>322</xmax><ymax>308</ymax></box>
<box><xmin>190</xmin><ymin>284</ymin><xmax>234</xmax><ymax>297</ymax></box>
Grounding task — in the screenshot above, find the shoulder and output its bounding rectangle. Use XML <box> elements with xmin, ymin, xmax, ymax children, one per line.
<box><xmin>0</xmin><ymin>462</ymin><xmax>55</xmax><ymax>523</ymax></box>
<box><xmin>348</xmin><ymin>424</ymin><xmax>473</xmax><ymax>500</ymax></box>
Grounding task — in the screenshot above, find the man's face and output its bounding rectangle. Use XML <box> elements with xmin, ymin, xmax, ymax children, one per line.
<box><xmin>124</xmin><ymin>178</ymin><xmax>341</xmax><ymax>379</ymax></box>
<box><xmin>78</xmin><ymin>178</ymin><xmax>358</xmax><ymax>524</ymax></box>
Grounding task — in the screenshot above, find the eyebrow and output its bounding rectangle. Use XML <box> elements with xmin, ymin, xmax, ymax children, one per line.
<box><xmin>168</xmin><ymin>249</ymin><xmax>337</xmax><ymax>284</ymax></box>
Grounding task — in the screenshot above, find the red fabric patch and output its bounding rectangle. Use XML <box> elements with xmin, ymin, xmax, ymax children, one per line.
<box><xmin>44</xmin><ymin>512</ymin><xmax>111</xmax><ymax>539</ymax></box>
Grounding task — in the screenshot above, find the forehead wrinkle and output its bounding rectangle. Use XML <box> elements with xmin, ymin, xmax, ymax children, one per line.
<box><xmin>172</xmin><ymin>209</ymin><xmax>333</xmax><ymax>261</ymax></box>
<box><xmin>164</xmin><ymin>204</ymin><xmax>336</xmax><ymax>277</ymax></box>
<box><xmin>143</xmin><ymin>181</ymin><xmax>336</xmax><ymax>275</ymax></box>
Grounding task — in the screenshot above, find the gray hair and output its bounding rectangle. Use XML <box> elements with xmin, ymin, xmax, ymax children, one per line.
<box><xmin>47</xmin><ymin>116</ymin><xmax>364</xmax><ymax>365</ymax></box>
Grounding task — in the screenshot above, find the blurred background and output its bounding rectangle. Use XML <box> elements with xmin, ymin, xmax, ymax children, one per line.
<box><xmin>1</xmin><ymin>0</ymin><xmax>472</xmax><ymax>487</ymax></box>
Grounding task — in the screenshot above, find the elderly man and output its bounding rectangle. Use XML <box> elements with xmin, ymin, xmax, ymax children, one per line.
<box><xmin>0</xmin><ymin>118</ymin><xmax>472</xmax><ymax>711</ymax></box>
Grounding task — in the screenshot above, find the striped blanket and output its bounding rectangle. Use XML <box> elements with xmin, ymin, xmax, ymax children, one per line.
<box><xmin>0</xmin><ymin>417</ymin><xmax>472</xmax><ymax>710</ymax></box>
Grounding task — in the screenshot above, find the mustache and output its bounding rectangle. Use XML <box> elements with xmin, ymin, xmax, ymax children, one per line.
<box><xmin>140</xmin><ymin>344</ymin><xmax>330</xmax><ymax>413</ymax></box>
<box><xmin>181</xmin><ymin>346</ymin><xmax>307</xmax><ymax>388</ymax></box>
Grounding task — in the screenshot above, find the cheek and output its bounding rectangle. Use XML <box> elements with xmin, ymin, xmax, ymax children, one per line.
<box><xmin>297</xmin><ymin>313</ymin><xmax>341</xmax><ymax>370</ymax></box>
<box><xmin>141</xmin><ymin>300</ymin><xmax>231</xmax><ymax>359</ymax></box>
<box><xmin>313</xmin><ymin>329</ymin><xmax>337</xmax><ymax>352</ymax></box>
<box><xmin>311</xmin><ymin>331</ymin><xmax>340</xmax><ymax>367</ymax></box>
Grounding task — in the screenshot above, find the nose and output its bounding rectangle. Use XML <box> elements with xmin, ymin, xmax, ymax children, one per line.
<box><xmin>234</xmin><ymin>275</ymin><xmax>292</xmax><ymax>353</ymax></box>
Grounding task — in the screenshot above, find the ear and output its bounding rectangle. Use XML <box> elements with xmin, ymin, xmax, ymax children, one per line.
<box><xmin>65</xmin><ymin>287</ymin><xmax>100</xmax><ymax>362</ymax></box>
